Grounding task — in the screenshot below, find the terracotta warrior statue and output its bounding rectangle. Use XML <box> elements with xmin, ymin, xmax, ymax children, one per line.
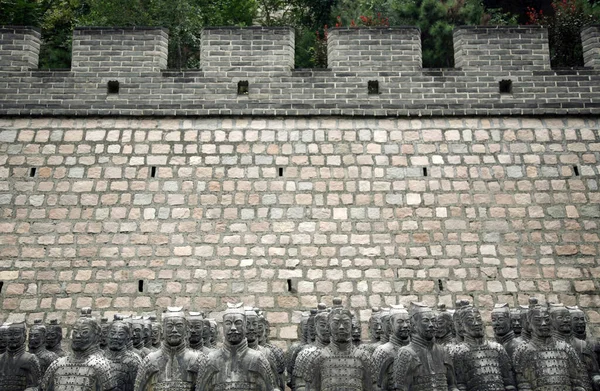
<box><xmin>201</xmin><ymin>319</ymin><xmax>213</xmax><ymax>353</ymax></box>
<box><xmin>28</xmin><ymin>319</ymin><xmax>59</xmax><ymax>375</ymax></box>
<box><xmin>105</xmin><ymin>315</ymin><xmax>142</xmax><ymax>391</ymax></box>
<box><xmin>453</xmin><ymin>303</ymin><xmax>516</xmax><ymax>391</ymax></box>
<box><xmin>99</xmin><ymin>317</ymin><xmax>110</xmax><ymax>351</ymax></box>
<box><xmin>351</xmin><ymin>313</ymin><xmax>362</xmax><ymax>347</ymax></box>
<box><xmin>549</xmin><ymin>303</ymin><xmax>600</xmax><ymax>390</ymax></box>
<box><xmin>245</xmin><ymin>307</ymin><xmax>281</xmax><ymax>390</ymax></box>
<box><xmin>258</xmin><ymin>313</ymin><xmax>286</xmax><ymax>391</ymax></box>
<box><xmin>435</xmin><ymin>304</ymin><xmax>455</xmax><ymax>347</ymax></box>
<box><xmin>393</xmin><ymin>302</ymin><xmax>459</xmax><ymax>391</ymax></box>
<box><xmin>207</xmin><ymin>319</ymin><xmax>219</xmax><ymax>349</ymax></box>
<box><xmin>285</xmin><ymin>312</ymin><xmax>309</xmax><ymax>391</ymax></box>
<box><xmin>569</xmin><ymin>306</ymin><xmax>589</xmax><ymax>341</ymax></box>
<box><xmin>452</xmin><ymin>299</ymin><xmax>469</xmax><ymax>344</ymax></box>
<box><xmin>361</xmin><ymin>308</ymin><xmax>382</xmax><ymax>355</ymax></box>
<box><xmin>372</xmin><ymin>304</ymin><xmax>410</xmax><ymax>391</ymax></box>
<box><xmin>134</xmin><ymin>307</ymin><xmax>204</xmax><ymax>391</ymax></box>
<box><xmin>510</xmin><ymin>309</ymin><xmax>523</xmax><ymax>338</ymax></box>
<box><xmin>0</xmin><ymin>323</ymin><xmax>8</xmax><ymax>354</ymax></box>
<box><xmin>516</xmin><ymin>297</ymin><xmax>538</xmax><ymax>344</ymax></box>
<box><xmin>42</xmin><ymin>308</ymin><xmax>117</xmax><ymax>391</ymax></box>
<box><xmin>491</xmin><ymin>303</ymin><xmax>522</xmax><ymax>359</ymax></box>
<box><xmin>378</xmin><ymin>308</ymin><xmax>392</xmax><ymax>346</ymax></box>
<box><xmin>0</xmin><ymin>321</ymin><xmax>42</xmax><ymax>391</ymax></box>
<box><xmin>513</xmin><ymin>301</ymin><xmax>591</xmax><ymax>391</ymax></box>
<box><xmin>142</xmin><ymin>318</ymin><xmax>154</xmax><ymax>352</ymax></box>
<box><xmin>300</xmin><ymin>298</ymin><xmax>374</xmax><ymax>391</ymax></box>
<box><xmin>294</xmin><ymin>304</ymin><xmax>330</xmax><ymax>391</ymax></box>
<box><xmin>187</xmin><ymin>312</ymin><xmax>205</xmax><ymax>352</ymax></box>
<box><xmin>150</xmin><ymin>315</ymin><xmax>161</xmax><ymax>350</ymax></box>
<box><xmin>196</xmin><ymin>302</ymin><xmax>278</xmax><ymax>391</ymax></box>
<box><xmin>131</xmin><ymin>318</ymin><xmax>151</xmax><ymax>358</ymax></box>
<box><xmin>46</xmin><ymin>319</ymin><xmax>66</xmax><ymax>357</ymax></box>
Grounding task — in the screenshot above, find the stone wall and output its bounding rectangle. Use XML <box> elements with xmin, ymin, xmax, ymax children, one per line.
<box><xmin>0</xmin><ymin>116</ymin><xmax>599</xmax><ymax>341</ymax></box>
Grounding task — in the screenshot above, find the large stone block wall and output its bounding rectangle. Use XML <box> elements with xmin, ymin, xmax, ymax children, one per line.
<box><xmin>0</xmin><ymin>116</ymin><xmax>599</xmax><ymax>340</ymax></box>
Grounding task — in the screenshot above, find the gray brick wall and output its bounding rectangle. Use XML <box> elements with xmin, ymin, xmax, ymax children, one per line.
<box><xmin>0</xmin><ymin>26</ymin><xmax>41</xmax><ymax>71</ymax></box>
<box><xmin>0</xmin><ymin>26</ymin><xmax>599</xmax><ymax>117</ymax></box>
<box><xmin>582</xmin><ymin>25</ymin><xmax>600</xmax><ymax>69</ymax></box>
<box><xmin>453</xmin><ymin>26</ymin><xmax>550</xmax><ymax>70</ymax></box>
<box><xmin>72</xmin><ymin>27</ymin><xmax>168</xmax><ymax>74</ymax></box>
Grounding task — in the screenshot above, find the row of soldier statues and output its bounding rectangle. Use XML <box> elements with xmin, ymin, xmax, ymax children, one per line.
<box><xmin>0</xmin><ymin>297</ymin><xmax>599</xmax><ymax>390</ymax></box>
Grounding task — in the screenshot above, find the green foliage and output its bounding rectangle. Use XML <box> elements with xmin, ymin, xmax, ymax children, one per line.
<box><xmin>527</xmin><ymin>0</ymin><xmax>600</xmax><ymax>67</ymax></box>
<box><xmin>0</xmin><ymin>0</ymin><xmax>42</xmax><ymax>25</ymax></box>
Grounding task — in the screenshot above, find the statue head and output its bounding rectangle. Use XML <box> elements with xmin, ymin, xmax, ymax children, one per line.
<box><xmin>131</xmin><ymin>318</ymin><xmax>145</xmax><ymax>346</ymax></box>
<box><xmin>99</xmin><ymin>317</ymin><xmax>110</xmax><ymax>349</ymax></box>
<box><xmin>71</xmin><ymin>309</ymin><xmax>100</xmax><ymax>353</ymax></box>
<box><xmin>298</xmin><ymin>313</ymin><xmax>309</xmax><ymax>343</ymax></box>
<box><xmin>46</xmin><ymin>319</ymin><xmax>63</xmax><ymax>349</ymax></box>
<box><xmin>328</xmin><ymin>299</ymin><xmax>352</xmax><ymax>343</ymax></box>
<box><xmin>453</xmin><ymin>299</ymin><xmax>470</xmax><ymax>339</ymax></box>
<box><xmin>528</xmin><ymin>302</ymin><xmax>551</xmax><ymax>338</ymax></box>
<box><xmin>223</xmin><ymin>303</ymin><xmax>246</xmax><ymax>345</ymax></box>
<box><xmin>459</xmin><ymin>304</ymin><xmax>484</xmax><ymax>339</ymax></box>
<box><xmin>263</xmin><ymin>317</ymin><xmax>271</xmax><ymax>343</ymax></box>
<box><xmin>509</xmin><ymin>309</ymin><xmax>522</xmax><ymax>335</ymax></box>
<box><xmin>254</xmin><ymin>308</ymin><xmax>266</xmax><ymax>344</ymax></box>
<box><xmin>390</xmin><ymin>305</ymin><xmax>410</xmax><ymax>340</ymax></box>
<box><xmin>522</xmin><ymin>297</ymin><xmax>539</xmax><ymax>338</ymax></box>
<box><xmin>142</xmin><ymin>317</ymin><xmax>153</xmax><ymax>347</ymax></box>
<box><xmin>435</xmin><ymin>304</ymin><xmax>454</xmax><ymax>339</ymax></box>
<box><xmin>380</xmin><ymin>308</ymin><xmax>392</xmax><ymax>341</ymax></box>
<box><xmin>491</xmin><ymin>303</ymin><xmax>512</xmax><ymax>337</ymax></box>
<box><xmin>314</xmin><ymin>303</ymin><xmax>330</xmax><ymax>344</ymax></box>
<box><xmin>7</xmin><ymin>322</ymin><xmax>27</xmax><ymax>352</ymax></box>
<box><xmin>162</xmin><ymin>307</ymin><xmax>187</xmax><ymax>347</ymax></box>
<box><xmin>150</xmin><ymin>315</ymin><xmax>161</xmax><ymax>346</ymax></box>
<box><xmin>306</xmin><ymin>309</ymin><xmax>317</xmax><ymax>342</ymax></box>
<box><xmin>548</xmin><ymin>303</ymin><xmax>572</xmax><ymax>336</ymax></box>
<box><xmin>351</xmin><ymin>314</ymin><xmax>361</xmax><ymax>342</ymax></box>
<box><xmin>244</xmin><ymin>307</ymin><xmax>259</xmax><ymax>343</ymax></box>
<box><xmin>28</xmin><ymin>320</ymin><xmax>47</xmax><ymax>350</ymax></box>
<box><xmin>368</xmin><ymin>307</ymin><xmax>382</xmax><ymax>342</ymax></box>
<box><xmin>187</xmin><ymin>312</ymin><xmax>204</xmax><ymax>346</ymax></box>
<box><xmin>209</xmin><ymin>319</ymin><xmax>218</xmax><ymax>345</ymax></box>
<box><xmin>568</xmin><ymin>306</ymin><xmax>586</xmax><ymax>338</ymax></box>
<box><xmin>201</xmin><ymin>319</ymin><xmax>211</xmax><ymax>346</ymax></box>
<box><xmin>108</xmin><ymin>316</ymin><xmax>131</xmax><ymax>352</ymax></box>
<box><xmin>410</xmin><ymin>302</ymin><xmax>436</xmax><ymax>341</ymax></box>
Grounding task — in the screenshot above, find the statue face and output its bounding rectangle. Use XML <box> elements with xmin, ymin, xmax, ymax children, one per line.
<box><xmin>435</xmin><ymin>314</ymin><xmax>452</xmax><ymax>338</ymax></box>
<box><xmin>413</xmin><ymin>311</ymin><xmax>436</xmax><ymax>341</ymax></box>
<box><xmin>131</xmin><ymin>324</ymin><xmax>144</xmax><ymax>345</ymax></box>
<box><xmin>369</xmin><ymin>316</ymin><xmax>382</xmax><ymax>340</ymax></box>
<box><xmin>550</xmin><ymin>309</ymin><xmax>572</xmax><ymax>334</ymax></box>
<box><xmin>315</xmin><ymin>315</ymin><xmax>331</xmax><ymax>343</ymax></box>
<box><xmin>71</xmin><ymin>321</ymin><xmax>97</xmax><ymax>352</ymax></box>
<box><xmin>530</xmin><ymin>308</ymin><xmax>551</xmax><ymax>338</ymax></box>
<box><xmin>351</xmin><ymin>319</ymin><xmax>361</xmax><ymax>341</ymax></box>
<box><xmin>391</xmin><ymin>313</ymin><xmax>410</xmax><ymax>340</ymax></box>
<box><xmin>462</xmin><ymin>309</ymin><xmax>484</xmax><ymax>338</ymax></box>
<box><xmin>46</xmin><ymin>326</ymin><xmax>62</xmax><ymax>348</ymax></box>
<box><xmin>108</xmin><ymin>323</ymin><xmax>130</xmax><ymax>351</ymax></box>
<box><xmin>7</xmin><ymin>326</ymin><xmax>26</xmax><ymax>351</ymax></box>
<box><xmin>306</xmin><ymin>318</ymin><xmax>316</xmax><ymax>342</ymax></box>
<box><xmin>329</xmin><ymin>312</ymin><xmax>352</xmax><ymax>343</ymax></box>
<box><xmin>264</xmin><ymin>321</ymin><xmax>271</xmax><ymax>339</ymax></box>
<box><xmin>381</xmin><ymin>315</ymin><xmax>391</xmax><ymax>337</ymax></box>
<box><xmin>257</xmin><ymin>319</ymin><xmax>266</xmax><ymax>343</ymax></box>
<box><xmin>151</xmin><ymin>323</ymin><xmax>161</xmax><ymax>345</ymax></box>
<box><xmin>143</xmin><ymin>323</ymin><xmax>152</xmax><ymax>344</ymax></box>
<box><xmin>28</xmin><ymin>328</ymin><xmax>45</xmax><ymax>349</ymax></box>
<box><xmin>188</xmin><ymin>319</ymin><xmax>203</xmax><ymax>344</ymax></box>
<box><xmin>491</xmin><ymin>310</ymin><xmax>511</xmax><ymax>337</ymax></box>
<box><xmin>510</xmin><ymin>311</ymin><xmax>522</xmax><ymax>334</ymax></box>
<box><xmin>99</xmin><ymin>325</ymin><xmax>109</xmax><ymax>348</ymax></box>
<box><xmin>201</xmin><ymin>320</ymin><xmax>211</xmax><ymax>344</ymax></box>
<box><xmin>571</xmin><ymin>310</ymin><xmax>586</xmax><ymax>335</ymax></box>
<box><xmin>209</xmin><ymin>321</ymin><xmax>218</xmax><ymax>344</ymax></box>
<box><xmin>163</xmin><ymin>317</ymin><xmax>186</xmax><ymax>347</ymax></box>
<box><xmin>245</xmin><ymin>313</ymin><xmax>259</xmax><ymax>343</ymax></box>
<box><xmin>224</xmin><ymin>313</ymin><xmax>245</xmax><ymax>345</ymax></box>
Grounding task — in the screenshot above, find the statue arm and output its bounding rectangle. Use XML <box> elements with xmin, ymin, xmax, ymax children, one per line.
<box><xmin>133</xmin><ymin>357</ymin><xmax>158</xmax><ymax>391</ymax></box>
<box><xmin>512</xmin><ymin>347</ymin><xmax>533</xmax><ymax>391</ymax></box>
<box><xmin>566</xmin><ymin>345</ymin><xmax>593</xmax><ymax>391</ymax></box>
<box><xmin>40</xmin><ymin>359</ymin><xmax>60</xmax><ymax>391</ymax></box>
<box><xmin>25</xmin><ymin>354</ymin><xmax>42</xmax><ymax>390</ymax></box>
<box><xmin>392</xmin><ymin>349</ymin><xmax>413</xmax><ymax>391</ymax></box>
<box><xmin>497</xmin><ymin>346</ymin><xmax>517</xmax><ymax>390</ymax></box>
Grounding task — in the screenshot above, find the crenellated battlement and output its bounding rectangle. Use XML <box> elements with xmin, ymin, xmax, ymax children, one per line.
<box><xmin>1</xmin><ymin>25</ymin><xmax>599</xmax><ymax>117</ymax></box>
